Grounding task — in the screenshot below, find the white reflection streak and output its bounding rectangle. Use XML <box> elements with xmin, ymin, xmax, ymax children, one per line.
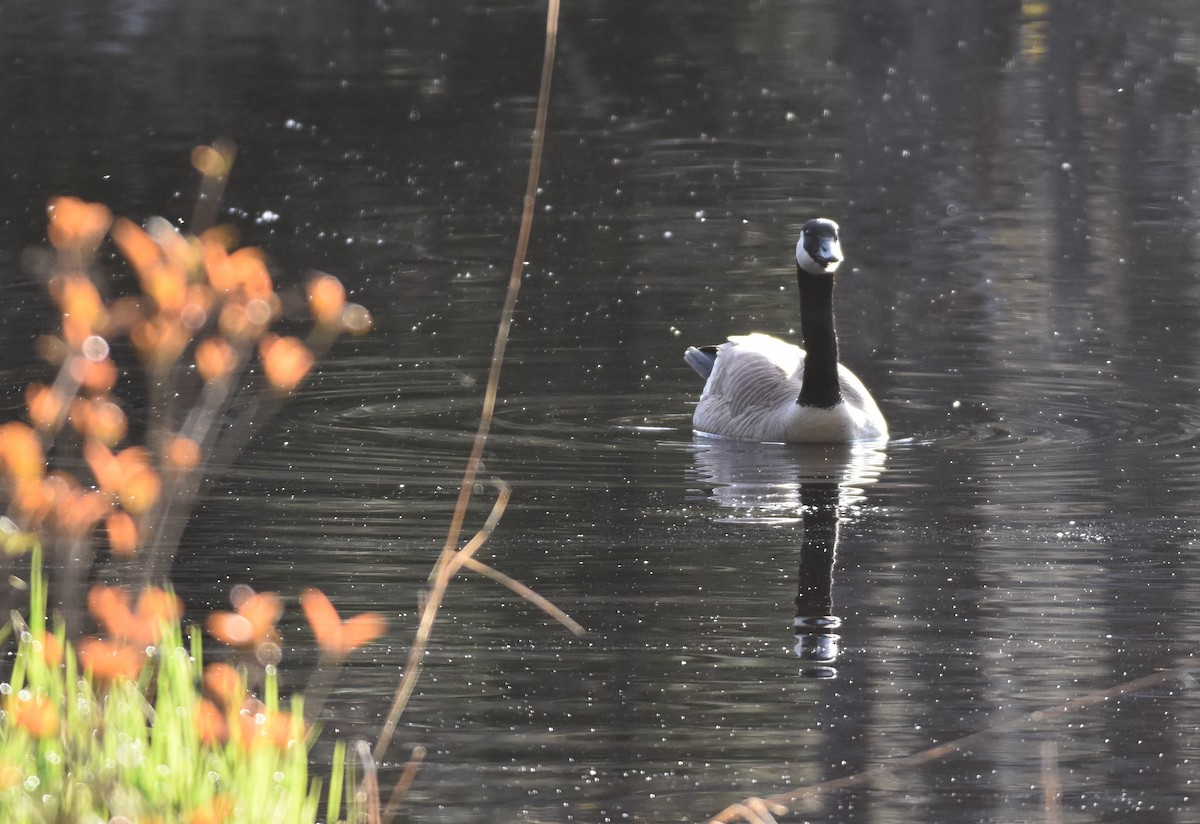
<box><xmin>691</xmin><ymin>436</ymin><xmax>887</xmax><ymax>523</ymax></box>
<box><xmin>690</xmin><ymin>436</ymin><xmax>887</xmax><ymax>676</ymax></box>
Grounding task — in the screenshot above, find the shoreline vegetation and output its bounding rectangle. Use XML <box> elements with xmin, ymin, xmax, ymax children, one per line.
<box><xmin>0</xmin><ymin>2</ymin><xmax>580</xmax><ymax>820</ymax></box>
<box><xmin>0</xmin><ymin>144</ymin><xmax>383</xmax><ymax>822</ymax></box>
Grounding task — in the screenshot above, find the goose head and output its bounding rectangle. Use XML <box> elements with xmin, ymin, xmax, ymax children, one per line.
<box><xmin>795</xmin><ymin>218</ymin><xmax>843</xmax><ymax>275</ymax></box>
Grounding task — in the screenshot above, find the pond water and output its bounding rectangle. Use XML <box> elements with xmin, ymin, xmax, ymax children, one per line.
<box><xmin>4</xmin><ymin>2</ymin><xmax>1200</xmax><ymax>822</ymax></box>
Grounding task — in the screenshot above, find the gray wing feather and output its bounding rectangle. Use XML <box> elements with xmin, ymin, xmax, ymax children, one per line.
<box><xmin>692</xmin><ymin>336</ymin><xmax>803</xmax><ymax>436</ymax></box>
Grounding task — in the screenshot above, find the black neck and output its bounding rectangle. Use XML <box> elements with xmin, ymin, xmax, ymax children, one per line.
<box><xmin>796</xmin><ymin>267</ymin><xmax>842</xmax><ymax>408</ymax></box>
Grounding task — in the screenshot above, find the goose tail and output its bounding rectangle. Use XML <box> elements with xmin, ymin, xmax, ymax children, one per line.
<box><xmin>684</xmin><ymin>345</ymin><xmax>718</xmax><ymax>379</ymax></box>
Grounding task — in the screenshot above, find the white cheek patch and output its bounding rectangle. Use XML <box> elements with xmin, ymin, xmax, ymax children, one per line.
<box><xmin>796</xmin><ymin>236</ymin><xmax>842</xmax><ymax>274</ymax></box>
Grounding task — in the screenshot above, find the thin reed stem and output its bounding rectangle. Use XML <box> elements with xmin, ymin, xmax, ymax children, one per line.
<box><xmin>1041</xmin><ymin>740</ymin><xmax>1062</xmax><ymax>824</ymax></box>
<box><xmin>355</xmin><ymin>740</ymin><xmax>382</xmax><ymax>824</ymax></box>
<box><xmin>191</xmin><ymin>139</ymin><xmax>235</xmax><ymax>233</ymax></box>
<box><xmin>139</xmin><ymin>329</ymin><xmax>342</xmax><ymax>587</ymax></box>
<box><xmin>381</xmin><ymin>745</ymin><xmax>427</xmax><ymax>824</ymax></box>
<box><xmin>375</xmin><ymin>480</ymin><xmax>511</xmax><ymax>758</ymax></box>
<box><xmin>435</xmin><ymin>0</ymin><xmax>560</xmax><ymax>566</ymax></box>
<box><xmin>373</xmin><ymin>0</ymin><xmax>561</xmax><ymax>762</ymax></box>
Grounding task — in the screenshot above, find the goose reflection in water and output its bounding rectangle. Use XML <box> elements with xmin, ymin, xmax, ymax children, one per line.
<box><xmin>691</xmin><ymin>438</ymin><xmax>886</xmax><ymax>678</ymax></box>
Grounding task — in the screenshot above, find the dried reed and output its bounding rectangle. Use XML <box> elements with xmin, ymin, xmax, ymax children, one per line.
<box><xmin>372</xmin><ymin>0</ymin><xmax>574</xmax><ymax>776</ymax></box>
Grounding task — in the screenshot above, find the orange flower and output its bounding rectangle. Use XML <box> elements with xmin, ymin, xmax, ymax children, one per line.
<box><xmin>47</xmin><ymin>196</ymin><xmax>111</xmax><ymax>252</ymax></box>
<box><xmin>206</xmin><ymin>590</ymin><xmax>282</xmax><ymax>650</ymax></box>
<box><xmin>0</xmin><ymin>422</ymin><xmax>45</xmax><ymax>482</ymax></box>
<box><xmin>300</xmin><ymin>588</ymin><xmax>386</xmax><ymax>658</ymax></box>
<box><xmin>229</xmin><ymin>248</ymin><xmax>273</xmax><ymax>300</ymax></box>
<box><xmin>77</xmin><ymin>637</ymin><xmax>144</xmax><ymax>683</ymax></box>
<box><xmin>204</xmin><ymin>242</ymin><xmax>273</xmax><ymax>301</ymax></box>
<box><xmin>236</xmin><ymin>699</ymin><xmax>301</xmax><ymax>752</ymax></box>
<box><xmin>26</xmin><ymin>383</ymin><xmax>65</xmax><ymax>432</ymax></box>
<box><xmin>217</xmin><ymin>300</ymin><xmax>272</xmax><ymax>341</ymax></box>
<box><xmin>202</xmin><ymin>662</ymin><xmax>244</xmax><ymax>710</ymax></box>
<box><xmin>83</xmin><ymin>440</ymin><xmax>120</xmax><ymax>489</ymax></box>
<box><xmin>135</xmin><ymin>587</ymin><xmax>183</xmax><ymax>630</ymax></box>
<box><xmin>49</xmin><ymin>274</ymin><xmax>107</xmax><ymax>346</ymax></box>
<box><xmin>187</xmin><ymin>794</ymin><xmax>234</xmax><ymax>824</ymax></box>
<box><xmin>114</xmin><ymin>215</ymin><xmax>194</xmax><ymax>311</ymax></box>
<box><xmin>195</xmin><ymin>337</ymin><xmax>238</xmax><ymax>383</ymax></box>
<box><xmin>52</xmin><ymin>482</ymin><xmax>110</xmax><ymax>539</ymax></box>
<box><xmin>85</xmin><ymin>442</ymin><xmax>160</xmax><ymax>515</ymax></box>
<box><xmin>10</xmin><ymin>478</ymin><xmax>53</xmax><ymax>525</ymax></box>
<box><xmin>111</xmin><ymin>217</ymin><xmax>164</xmax><ymax>277</ymax></box>
<box><xmin>61</xmin><ymin>315</ymin><xmax>91</xmax><ymax>351</ymax></box>
<box><xmin>306</xmin><ymin>273</ymin><xmax>346</xmax><ymax>327</ymax></box>
<box><xmin>58</xmin><ymin>274</ymin><xmax>105</xmax><ymax>320</ymax></box>
<box><xmin>141</xmin><ymin>261</ymin><xmax>189</xmax><ymax>315</ymax></box>
<box><xmin>32</xmin><ymin>631</ymin><xmax>63</xmax><ymax>668</ymax></box>
<box><xmin>200</xmin><ymin>225</ymin><xmax>239</xmax><ymax>252</ymax></box>
<box><xmin>88</xmin><ymin>584</ymin><xmax>135</xmax><ymax>638</ymax></box>
<box><xmin>194</xmin><ymin>698</ymin><xmax>228</xmax><ymax>747</ymax></box>
<box><xmin>121</xmin><ymin>467</ymin><xmax>160</xmax><ymax>518</ymax></box>
<box><xmin>201</xmin><ymin>236</ymin><xmax>236</xmax><ymax>293</ymax></box>
<box><xmin>69</xmin><ymin>397</ymin><xmax>127</xmax><ymax>446</ymax></box>
<box><xmin>119</xmin><ymin>465</ymin><xmax>160</xmax><ymax>515</ymax></box>
<box><xmin>164</xmin><ymin>435</ymin><xmax>202</xmax><ymax>473</ymax></box>
<box><xmin>7</xmin><ymin>694</ymin><xmax>60</xmax><ymax>739</ymax></box>
<box><xmin>86</xmin><ymin>584</ymin><xmax>179</xmax><ymax>645</ymax></box>
<box><xmin>259</xmin><ymin>335</ymin><xmax>313</xmax><ymax>392</ymax></box>
<box><xmin>131</xmin><ymin>316</ymin><xmax>191</xmax><ymax>370</ymax></box>
<box><xmin>105</xmin><ymin>510</ymin><xmax>138</xmax><ymax>556</ymax></box>
<box><xmin>69</xmin><ymin>355</ymin><xmax>119</xmax><ymax>395</ymax></box>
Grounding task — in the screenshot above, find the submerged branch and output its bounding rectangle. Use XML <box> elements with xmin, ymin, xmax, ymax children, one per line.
<box><xmin>704</xmin><ymin>666</ymin><xmax>1195</xmax><ymax>824</ymax></box>
<box><xmin>460</xmin><ymin>555</ymin><xmax>585</xmax><ymax>637</ymax></box>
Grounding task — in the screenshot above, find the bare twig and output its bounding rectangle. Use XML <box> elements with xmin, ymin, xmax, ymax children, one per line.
<box><xmin>374</xmin><ymin>479</ymin><xmax>511</xmax><ymax>757</ymax></box>
<box><xmin>381</xmin><ymin>745</ymin><xmax>427</xmax><ymax>824</ymax></box>
<box><xmin>460</xmin><ymin>555</ymin><xmax>585</xmax><ymax>637</ymax></box>
<box><xmin>373</xmin><ymin>0</ymin><xmax>563</xmax><ymax>762</ymax></box>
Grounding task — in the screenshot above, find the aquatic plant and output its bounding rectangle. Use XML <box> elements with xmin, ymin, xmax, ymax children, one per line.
<box><xmin>0</xmin><ymin>543</ymin><xmax>342</xmax><ymax>823</ymax></box>
<box><xmin>0</xmin><ymin>144</ymin><xmax>380</xmax><ymax>821</ymax></box>
<box><xmin>0</xmin><ymin>0</ymin><xmax>574</xmax><ymax>817</ymax></box>
<box><xmin>0</xmin><ymin>141</ymin><xmax>371</xmax><ymax>632</ymax></box>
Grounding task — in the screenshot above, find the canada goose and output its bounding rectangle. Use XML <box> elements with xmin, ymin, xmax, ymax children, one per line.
<box><xmin>684</xmin><ymin>218</ymin><xmax>887</xmax><ymax>443</ymax></box>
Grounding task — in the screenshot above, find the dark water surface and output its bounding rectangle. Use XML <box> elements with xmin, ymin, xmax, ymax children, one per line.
<box><xmin>4</xmin><ymin>2</ymin><xmax>1200</xmax><ymax>822</ymax></box>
